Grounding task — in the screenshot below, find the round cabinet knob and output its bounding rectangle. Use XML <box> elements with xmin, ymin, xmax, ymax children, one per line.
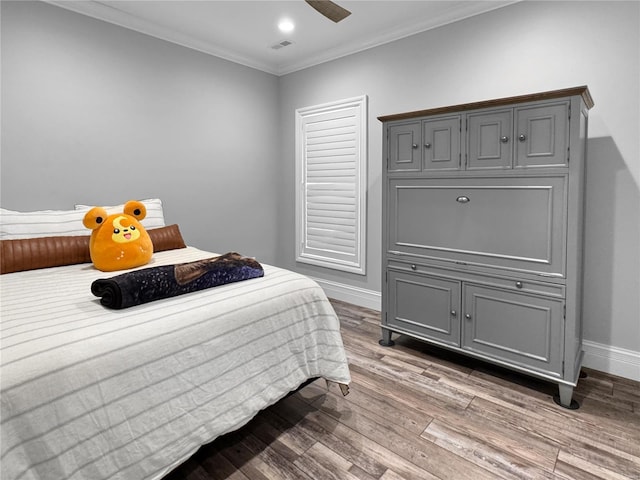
<box><xmin>518</xmin><ymin>134</ymin><xmax>527</xmax><ymax>142</ymax></box>
<box><xmin>456</xmin><ymin>196</ymin><xmax>470</xmax><ymax>204</ymax></box>
<box><xmin>424</xmin><ymin>142</ymin><xmax>432</xmax><ymax>149</ymax></box>
<box><xmin>410</xmin><ymin>264</ymin><xmax>417</xmax><ymax>270</ymax></box>
<box><xmin>451</xmin><ymin>310</ymin><xmax>457</xmax><ymax>317</ymax></box>
<box><xmin>515</xmin><ymin>281</ymin><xmax>523</xmax><ymax>289</ymax></box>
<box><xmin>465</xmin><ymin>314</ymin><xmax>472</xmax><ymax>320</ymax></box>
<box><xmin>500</xmin><ymin>136</ymin><xmax>509</xmax><ymax>143</ymax></box>
<box><xmin>412</xmin><ymin>143</ymin><xmax>419</xmax><ymax>149</ymax></box>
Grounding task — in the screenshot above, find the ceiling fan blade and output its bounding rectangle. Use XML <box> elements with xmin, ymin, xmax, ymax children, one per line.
<box><xmin>305</xmin><ymin>0</ymin><xmax>351</xmax><ymax>23</ymax></box>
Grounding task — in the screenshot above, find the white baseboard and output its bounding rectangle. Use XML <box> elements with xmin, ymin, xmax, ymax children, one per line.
<box><xmin>582</xmin><ymin>340</ymin><xmax>640</xmax><ymax>382</ymax></box>
<box><xmin>310</xmin><ymin>277</ymin><xmax>381</xmax><ymax>312</ymax></box>
<box><xmin>312</xmin><ymin>278</ymin><xmax>640</xmax><ymax>383</ymax></box>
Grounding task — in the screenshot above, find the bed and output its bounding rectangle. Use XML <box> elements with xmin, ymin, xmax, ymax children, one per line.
<box><xmin>0</xmin><ymin>202</ymin><xmax>351</xmax><ymax>480</ymax></box>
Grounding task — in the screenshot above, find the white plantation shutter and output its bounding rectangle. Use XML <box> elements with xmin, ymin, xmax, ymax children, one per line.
<box><xmin>295</xmin><ymin>96</ymin><xmax>367</xmax><ymax>275</ymax></box>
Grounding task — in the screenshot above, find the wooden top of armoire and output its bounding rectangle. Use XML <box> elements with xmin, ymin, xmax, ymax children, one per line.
<box><xmin>377</xmin><ymin>86</ymin><xmax>594</xmax><ymax>122</ymax></box>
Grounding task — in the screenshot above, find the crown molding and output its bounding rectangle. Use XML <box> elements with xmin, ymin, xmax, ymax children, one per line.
<box><xmin>44</xmin><ymin>0</ymin><xmax>280</xmax><ymax>74</ymax></box>
<box><xmin>44</xmin><ymin>1</ymin><xmax>518</xmax><ymax>76</ymax></box>
<box><xmin>277</xmin><ymin>1</ymin><xmax>518</xmax><ymax>75</ymax></box>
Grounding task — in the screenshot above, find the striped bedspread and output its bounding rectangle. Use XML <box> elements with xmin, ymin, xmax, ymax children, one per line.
<box><xmin>0</xmin><ymin>247</ymin><xmax>351</xmax><ymax>480</ymax></box>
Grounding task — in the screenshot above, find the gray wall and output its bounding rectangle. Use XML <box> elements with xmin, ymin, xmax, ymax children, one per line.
<box><xmin>2</xmin><ymin>1</ymin><xmax>638</xmax><ymax>356</ymax></box>
<box><xmin>277</xmin><ymin>1</ymin><xmax>640</xmax><ymax>353</ymax></box>
<box><xmin>1</xmin><ymin>0</ymin><xmax>281</xmax><ymax>263</ymax></box>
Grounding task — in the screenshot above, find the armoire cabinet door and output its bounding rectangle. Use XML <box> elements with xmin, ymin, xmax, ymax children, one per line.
<box><xmin>467</xmin><ymin>109</ymin><xmax>513</xmax><ymax>169</ymax></box>
<box><xmin>423</xmin><ymin>115</ymin><xmax>461</xmax><ymax>170</ymax></box>
<box><xmin>388</xmin><ymin>122</ymin><xmax>421</xmax><ymax>172</ymax></box>
<box><xmin>515</xmin><ymin>102</ymin><xmax>569</xmax><ymax>167</ymax></box>
<box><xmin>462</xmin><ymin>284</ymin><xmax>564</xmax><ymax>376</ymax></box>
<box><xmin>387</xmin><ymin>270</ymin><xmax>461</xmax><ymax>347</ymax></box>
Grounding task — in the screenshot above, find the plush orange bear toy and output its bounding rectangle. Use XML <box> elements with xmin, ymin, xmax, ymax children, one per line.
<box><xmin>83</xmin><ymin>200</ymin><xmax>154</xmax><ymax>272</ymax></box>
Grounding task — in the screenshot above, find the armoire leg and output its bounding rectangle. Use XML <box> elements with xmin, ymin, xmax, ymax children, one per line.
<box><xmin>553</xmin><ymin>384</ymin><xmax>579</xmax><ymax>409</ymax></box>
<box><xmin>379</xmin><ymin>328</ymin><xmax>395</xmax><ymax>347</ymax></box>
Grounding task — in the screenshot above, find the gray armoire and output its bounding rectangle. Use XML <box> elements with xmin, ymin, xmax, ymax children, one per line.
<box><xmin>378</xmin><ymin>86</ymin><xmax>593</xmax><ymax>408</ymax></box>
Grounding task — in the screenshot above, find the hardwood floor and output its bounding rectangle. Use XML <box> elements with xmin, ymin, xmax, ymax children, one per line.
<box><xmin>165</xmin><ymin>299</ymin><xmax>640</xmax><ymax>480</ymax></box>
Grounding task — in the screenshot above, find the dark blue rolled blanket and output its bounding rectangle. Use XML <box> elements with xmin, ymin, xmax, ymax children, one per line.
<box><xmin>91</xmin><ymin>252</ymin><xmax>264</xmax><ymax>309</ymax></box>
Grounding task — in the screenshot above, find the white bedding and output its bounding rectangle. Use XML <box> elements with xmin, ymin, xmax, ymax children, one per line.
<box><xmin>0</xmin><ymin>247</ymin><xmax>351</xmax><ymax>480</ymax></box>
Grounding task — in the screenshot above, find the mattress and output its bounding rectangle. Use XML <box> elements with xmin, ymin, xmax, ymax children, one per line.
<box><xmin>0</xmin><ymin>246</ymin><xmax>351</xmax><ymax>480</ymax></box>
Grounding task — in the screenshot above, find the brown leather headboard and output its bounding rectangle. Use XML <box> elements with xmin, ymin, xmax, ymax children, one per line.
<box><xmin>1</xmin><ymin>224</ymin><xmax>187</xmax><ymax>274</ymax></box>
<box><xmin>147</xmin><ymin>224</ymin><xmax>187</xmax><ymax>253</ymax></box>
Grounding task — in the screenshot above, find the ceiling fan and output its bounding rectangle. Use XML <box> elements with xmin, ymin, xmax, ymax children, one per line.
<box><xmin>305</xmin><ymin>0</ymin><xmax>352</xmax><ymax>23</ymax></box>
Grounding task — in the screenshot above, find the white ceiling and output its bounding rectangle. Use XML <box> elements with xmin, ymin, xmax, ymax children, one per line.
<box><xmin>46</xmin><ymin>0</ymin><xmax>517</xmax><ymax>76</ymax></box>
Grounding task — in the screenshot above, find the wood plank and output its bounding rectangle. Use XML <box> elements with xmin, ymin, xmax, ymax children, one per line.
<box><xmin>467</xmin><ymin>370</ymin><xmax>640</xmax><ymax>456</ymax></box>
<box><xmin>423</xmin><ymin>420</ymin><xmax>558</xmax><ymax>479</ymax></box>
<box><xmin>347</xmin><ymin>349</ymin><xmax>474</xmax><ymax>410</ymax></box>
<box><xmin>554</xmin><ymin>457</ymin><xmax>610</xmax><ymax>480</ymax></box>
<box><xmin>269</xmin><ymin>394</ymin><xmax>390</xmax><ymax>479</ymax></box>
<box><xmin>273</xmin><ymin>394</ymin><xmax>443</xmax><ymax>480</ymax></box>
<box><xmin>301</xmin><ymin>375</ymin><xmax>432</xmax><ymax>435</ymax></box>
<box><xmin>420</xmin><ymin>401</ymin><xmax>560</xmax><ymax>472</ymax></box>
<box><xmin>248</xmin><ymin>414</ymin><xmax>313</xmax><ymax>461</ymax></box>
<box><xmin>199</xmin><ymin>451</ymin><xmax>251</xmax><ymax>480</ymax></box>
<box><xmin>288</xmin><ymin>391</ymin><xmax>497</xmax><ymax>480</ymax></box>
<box><xmin>293</xmin><ymin>442</ymin><xmax>363</xmax><ymax>480</ymax></box>
<box><xmin>219</xmin><ymin>429</ymin><xmax>313</xmax><ymax>480</ymax></box>
<box><xmin>556</xmin><ymin>450</ymin><xmax>639</xmax><ymax>480</ymax></box>
<box><xmin>379</xmin><ymin>469</ymin><xmax>412</xmax><ymax>480</ymax></box>
<box><xmin>467</xmin><ymin>396</ymin><xmax>640</xmax><ymax>466</ymax></box>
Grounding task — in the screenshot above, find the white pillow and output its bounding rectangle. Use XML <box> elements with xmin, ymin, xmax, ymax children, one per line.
<box><xmin>74</xmin><ymin>198</ymin><xmax>166</xmax><ymax>229</ymax></box>
<box><xmin>0</xmin><ymin>208</ymin><xmax>88</xmax><ymax>239</ymax></box>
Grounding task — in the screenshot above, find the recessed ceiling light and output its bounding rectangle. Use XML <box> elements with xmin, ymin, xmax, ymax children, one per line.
<box><xmin>278</xmin><ymin>19</ymin><xmax>295</xmax><ymax>33</ymax></box>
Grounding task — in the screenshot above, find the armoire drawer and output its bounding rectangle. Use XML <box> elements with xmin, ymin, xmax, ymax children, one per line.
<box><xmin>387</xmin><ymin>176</ymin><xmax>567</xmax><ymax>276</ymax></box>
<box><xmin>387</xmin><ymin>260</ymin><xmax>565</xmax><ymax>298</ymax></box>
